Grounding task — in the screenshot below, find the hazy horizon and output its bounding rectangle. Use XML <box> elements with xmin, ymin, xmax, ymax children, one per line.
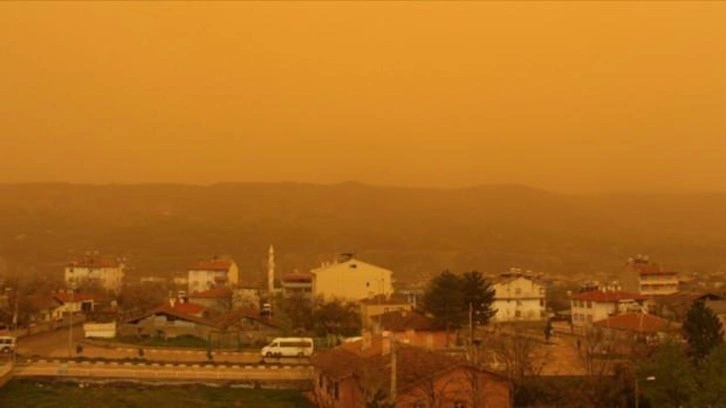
<box><xmin>2</xmin><ymin>2</ymin><xmax>725</xmax><ymax>193</ymax></box>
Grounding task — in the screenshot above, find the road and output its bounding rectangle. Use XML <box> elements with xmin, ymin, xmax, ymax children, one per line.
<box><xmin>12</xmin><ymin>360</ymin><xmax>313</xmax><ymax>382</ymax></box>
<box><xmin>16</xmin><ymin>328</ymin><xmax>308</xmax><ymax>365</ymax></box>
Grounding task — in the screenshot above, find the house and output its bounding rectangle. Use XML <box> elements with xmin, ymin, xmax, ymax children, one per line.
<box><xmin>379</xmin><ymin>310</ymin><xmax>450</xmax><ymax>349</ymax></box>
<box><xmin>64</xmin><ymin>255</ymin><xmax>125</xmax><ymax>294</ymax></box>
<box><xmin>571</xmin><ymin>290</ymin><xmax>649</xmax><ymax>327</ymax></box>
<box><xmin>359</xmin><ymin>294</ymin><xmax>413</xmax><ymax>331</ymax></box>
<box><xmin>188</xmin><ymin>288</ymin><xmax>233</xmax><ymax>313</ymax></box>
<box><xmin>491</xmin><ymin>272</ymin><xmax>546</xmax><ymax>322</ymax></box>
<box><xmin>26</xmin><ymin>295</ymin><xmax>65</xmax><ymax>323</ymax></box>
<box><xmin>653</xmin><ymin>292</ymin><xmax>723</xmax><ymax>321</ymax></box>
<box><xmin>622</xmin><ymin>255</ymin><xmax>679</xmax><ymax>296</ymax></box>
<box><xmin>54</xmin><ymin>291</ymin><xmax>96</xmax><ymax>314</ymax></box>
<box><xmin>311</xmin><ymin>255</ymin><xmax>393</xmax><ymax>301</ymax></box>
<box><xmin>214</xmin><ymin>308</ymin><xmax>283</xmax><ymax>347</ymax></box>
<box><xmin>233</xmin><ymin>286</ymin><xmax>262</xmax><ymax>310</ymax></box>
<box><xmin>280</xmin><ymin>272</ymin><xmax>313</xmax><ymax>299</ymax></box>
<box><xmin>593</xmin><ymin>312</ymin><xmax>673</xmax><ymax>337</ymax></box>
<box><xmin>310</xmin><ymin>335</ymin><xmax>512</xmax><ymax>408</ymax></box>
<box><xmin>122</xmin><ymin>301</ymin><xmax>216</xmax><ymax>340</ymax></box>
<box><xmin>187</xmin><ymin>257</ymin><xmax>240</xmax><ymax>294</ymax></box>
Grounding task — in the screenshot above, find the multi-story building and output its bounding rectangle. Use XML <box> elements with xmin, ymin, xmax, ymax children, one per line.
<box><xmin>187</xmin><ymin>257</ymin><xmax>239</xmax><ymax>294</ymax></box>
<box><xmin>623</xmin><ymin>255</ymin><xmax>679</xmax><ymax>296</ymax></box>
<box><xmin>64</xmin><ymin>255</ymin><xmax>125</xmax><ymax>294</ymax></box>
<box><xmin>570</xmin><ymin>289</ymin><xmax>648</xmax><ymax>327</ymax></box>
<box><xmin>311</xmin><ymin>255</ymin><xmax>393</xmax><ymax>301</ymax></box>
<box><xmin>280</xmin><ymin>272</ymin><xmax>313</xmax><ymax>299</ymax></box>
<box><xmin>491</xmin><ymin>273</ymin><xmax>546</xmax><ymax>322</ymax></box>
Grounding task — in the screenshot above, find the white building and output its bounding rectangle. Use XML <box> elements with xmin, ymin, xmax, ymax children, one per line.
<box><xmin>491</xmin><ymin>275</ymin><xmax>546</xmax><ymax>322</ymax></box>
<box><xmin>64</xmin><ymin>255</ymin><xmax>125</xmax><ymax>293</ymax></box>
<box><xmin>570</xmin><ymin>290</ymin><xmax>649</xmax><ymax>327</ymax></box>
<box><xmin>311</xmin><ymin>255</ymin><xmax>393</xmax><ymax>301</ymax></box>
<box><xmin>187</xmin><ymin>257</ymin><xmax>239</xmax><ymax>294</ymax></box>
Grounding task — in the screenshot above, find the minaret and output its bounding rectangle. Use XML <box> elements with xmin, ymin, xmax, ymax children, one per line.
<box><xmin>267</xmin><ymin>245</ymin><xmax>275</xmax><ymax>294</ymax></box>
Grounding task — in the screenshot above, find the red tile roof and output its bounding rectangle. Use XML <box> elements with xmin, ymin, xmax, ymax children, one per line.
<box><xmin>311</xmin><ymin>338</ymin><xmax>506</xmax><ymax>394</ymax></box>
<box><xmin>593</xmin><ymin>313</ymin><xmax>670</xmax><ymax>333</ymax></box>
<box><xmin>168</xmin><ymin>301</ymin><xmax>206</xmax><ymax>315</ymax></box>
<box><xmin>125</xmin><ymin>305</ymin><xmax>218</xmax><ymax>328</ymax></box>
<box><xmin>189</xmin><ymin>259</ymin><xmax>235</xmax><ymax>271</ymax></box>
<box><xmin>67</xmin><ymin>256</ymin><xmax>120</xmax><ymax>268</ymax></box>
<box><xmin>571</xmin><ymin>290</ymin><xmax>648</xmax><ymax>302</ymax></box>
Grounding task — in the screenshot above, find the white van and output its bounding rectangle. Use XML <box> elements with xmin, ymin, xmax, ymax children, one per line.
<box><xmin>261</xmin><ymin>337</ymin><xmax>314</xmax><ymax>358</ymax></box>
<box><xmin>0</xmin><ymin>336</ymin><xmax>16</xmax><ymax>353</ymax></box>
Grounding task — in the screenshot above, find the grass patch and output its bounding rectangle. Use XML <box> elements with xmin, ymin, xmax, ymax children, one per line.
<box><xmin>0</xmin><ymin>380</ymin><xmax>312</xmax><ymax>408</ymax></box>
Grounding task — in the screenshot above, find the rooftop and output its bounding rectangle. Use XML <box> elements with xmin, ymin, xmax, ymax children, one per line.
<box><xmin>571</xmin><ymin>290</ymin><xmax>648</xmax><ymax>302</ymax></box>
<box><xmin>280</xmin><ymin>272</ymin><xmax>313</xmax><ymax>283</ymax></box>
<box><xmin>189</xmin><ymin>258</ymin><xmax>235</xmax><ymax>272</ymax></box>
<box><xmin>67</xmin><ymin>256</ymin><xmax>121</xmax><ymax>268</ymax></box>
<box><xmin>311</xmin><ymin>336</ymin><xmax>476</xmax><ymax>393</ymax></box>
<box><xmin>593</xmin><ymin>312</ymin><xmax>670</xmax><ymax>334</ymax></box>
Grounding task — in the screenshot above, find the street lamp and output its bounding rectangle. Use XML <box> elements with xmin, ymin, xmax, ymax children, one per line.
<box><xmin>634</xmin><ymin>375</ymin><xmax>655</xmax><ymax>408</ymax></box>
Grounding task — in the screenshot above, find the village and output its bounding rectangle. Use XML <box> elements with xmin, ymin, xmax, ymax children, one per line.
<box><xmin>0</xmin><ymin>248</ymin><xmax>724</xmax><ymax>407</ymax></box>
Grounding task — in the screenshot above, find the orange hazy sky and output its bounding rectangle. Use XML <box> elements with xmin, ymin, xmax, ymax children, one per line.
<box><xmin>1</xmin><ymin>2</ymin><xmax>725</xmax><ymax>193</ymax></box>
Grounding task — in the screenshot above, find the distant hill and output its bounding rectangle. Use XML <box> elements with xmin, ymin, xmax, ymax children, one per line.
<box><xmin>1</xmin><ymin>182</ymin><xmax>725</xmax><ymax>284</ymax></box>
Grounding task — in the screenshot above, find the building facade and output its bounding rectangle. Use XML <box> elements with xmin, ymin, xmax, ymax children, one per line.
<box><xmin>311</xmin><ymin>256</ymin><xmax>393</xmax><ymax>301</ymax></box>
<box><xmin>187</xmin><ymin>257</ymin><xmax>239</xmax><ymax>294</ymax></box>
<box><xmin>492</xmin><ymin>275</ymin><xmax>546</xmax><ymax>322</ymax></box>
<box><xmin>623</xmin><ymin>256</ymin><xmax>679</xmax><ymax>296</ymax></box>
<box><xmin>64</xmin><ymin>255</ymin><xmax>125</xmax><ymax>293</ymax></box>
<box><xmin>571</xmin><ymin>290</ymin><xmax>648</xmax><ymax>327</ymax></box>
<box><xmin>280</xmin><ymin>272</ymin><xmax>313</xmax><ymax>299</ymax></box>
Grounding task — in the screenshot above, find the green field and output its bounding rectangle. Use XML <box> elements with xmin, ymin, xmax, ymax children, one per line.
<box><xmin>0</xmin><ymin>380</ymin><xmax>313</xmax><ymax>408</ymax></box>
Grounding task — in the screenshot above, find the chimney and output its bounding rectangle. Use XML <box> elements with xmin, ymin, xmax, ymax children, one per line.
<box><xmin>381</xmin><ymin>333</ymin><xmax>391</xmax><ymax>356</ymax></box>
<box><xmin>362</xmin><ymin>331</ymin><xmax>372</xmax><ymax>351</ymax></box>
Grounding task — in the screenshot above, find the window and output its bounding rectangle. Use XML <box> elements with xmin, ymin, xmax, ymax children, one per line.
<box><xmin>515</xmin><ymin>310</ymin><xmax>521</xmax><ymax>318</ymax></box>
<box><xmin>586</xmin><ymin>301</ymin><xmax>592</xmax><ymax>309</ymax></box>
<box><xmin>515</xmin><ymin>288</ymin><xmax>522</xmax><ymax>295</ymax></box>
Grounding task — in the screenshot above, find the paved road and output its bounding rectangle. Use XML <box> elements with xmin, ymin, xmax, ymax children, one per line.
<box><xmin>16</xmin><ymin>328</ymin><xmax>308</xmax><ymax>365</ymax></box>
<box><xmin>13</xmin><ymin>360</ymin><xmax>313</xmax><ymax>382</ymax></box>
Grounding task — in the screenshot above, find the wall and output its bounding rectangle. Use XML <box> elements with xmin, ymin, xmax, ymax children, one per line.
<box><xmin>397</xmin><ymin>367</ymin><xmax>511</xmax><ymax>408</ymax></box>
<box><xmin>492</xmin><ymin>277</ymin><xmax>545</xmax><ymax>322</ymax></box>
<box><xmin>312</xmin><ymin>260</ymin><xmax>392</xmax><ymax>301</ymax></box>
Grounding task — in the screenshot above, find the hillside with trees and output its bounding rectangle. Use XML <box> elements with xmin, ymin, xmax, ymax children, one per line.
<box><xmin>1</xmin><ymin>182</ymin><xmax>726</xmax><ymax>284</ymax></box>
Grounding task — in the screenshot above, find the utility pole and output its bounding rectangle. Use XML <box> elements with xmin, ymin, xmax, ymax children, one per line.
<box><xmin>390</xmin><ymin>335</ymin><xmax>397</xmax><ymax>404</ymax></box>
<box><xmin>469</xmin><ymin>301</ymin><xmax>474</xmax><ymax>345</ymax></box>
<box><xmin>68</xmin><ymin>283</ymin><xmax>75</xmax><ymax>358</ymax></box>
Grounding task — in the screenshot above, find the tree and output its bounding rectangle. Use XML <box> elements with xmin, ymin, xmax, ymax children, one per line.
<box><xmin>682</xmin><ymin>300</ymin><xmax>724</xmax><ymax>363</ymax></box>
<box><xmin>312</xmin><ymin>298</ymin><xmax>361</xmax><ymax>338</ymax></box>
<box><xmin>692</xmin><ymin>344</ymin><xmax>726</xmax><ymax>408</ymax></box>
<box><xmin>422</xmin><ymin>270</ymin><xmax>467</xmax><ymax>330</ymax></box>
<box><xmin>636</xmin><ymin>340</ymin><xmax>697</xmax><ymax>408</ymax></box>
<box><xmin>461</xmin><ymin>270</ymin><xmax>496</xmax><ymax>326</ymax></box>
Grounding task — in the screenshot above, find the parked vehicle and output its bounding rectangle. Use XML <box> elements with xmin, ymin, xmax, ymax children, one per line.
<box><xmin>0</xmin><ymin>336</ymin><xmax>16</xmax><ymax>353</ymax></box>
<box><xmin>261</xmin><ymin>337</ymin><xmax>314</xmax><ymax>358</ymax></box>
